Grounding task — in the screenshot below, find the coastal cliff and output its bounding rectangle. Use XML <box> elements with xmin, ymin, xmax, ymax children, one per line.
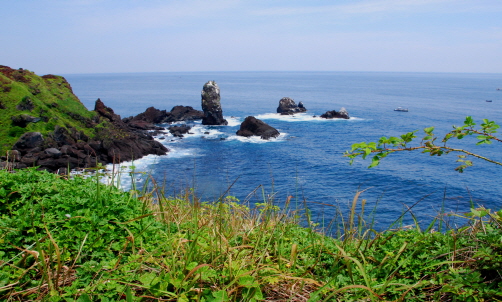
<box><xmin>0</xmin><ymin>65</ymin><xmax>167</xmax><ymax>172</ymax></box>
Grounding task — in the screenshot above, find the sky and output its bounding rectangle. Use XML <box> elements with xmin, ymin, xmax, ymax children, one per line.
<box><xmin>2</xmin><ymin>0</ymin><xmax>502</xmax><ymax>74</ymax></box>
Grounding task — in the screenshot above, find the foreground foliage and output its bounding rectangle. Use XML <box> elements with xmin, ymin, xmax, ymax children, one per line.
<box><xmin>1</xmin><ymin>169</ymin><xmax>501</xmax><ymax>301</ymax></box>
<box><xmin>345</xmin><ymin>116</ymin><xmax>501</xmax><ymax>173</ymax></box>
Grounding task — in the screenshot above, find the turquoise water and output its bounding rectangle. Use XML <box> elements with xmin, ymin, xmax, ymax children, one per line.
<box><xmin>65</xmin><ymin>71</ymin><xmax>502</xmax><ymax>229</ymax></box>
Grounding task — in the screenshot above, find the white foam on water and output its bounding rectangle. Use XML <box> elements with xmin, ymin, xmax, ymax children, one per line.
<box><xmin>224</xmin><ymin>116</ymin><xmax>242</xmax><ymax>127</ymax></box>
<box><xmin>158</xmin><ymin>120</ymin><xmax>191</xmax><ymax>127</ymax></box>
<box><xmin>255</xmin><ymin>112</ymin><xmax>363</xmax><ymax>122</ymax></box>
<box><xmin>151</xmin><ymin>124</ymin><xmax>225</xmax><ymax>141</ymax></box>
<box><xmin>188</xmin><ymin>125</ymin><xmax>226</xmax><ymax>139</ymax></box>
<box><xmin>166</xmin><ymin>146</ymin><xmax>203</xmax><ymax>158</ymax></box>
<box><xmin>101</xmin><ymin>153</ymin><xmax>165</xmax><ymax>190</ymax></box>
<box><xmin>226</xmin><ymin>132</ymin><xmax>289</xmax><ymax>144</ymax></box>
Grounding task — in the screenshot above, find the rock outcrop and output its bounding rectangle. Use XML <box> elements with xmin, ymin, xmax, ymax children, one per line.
<box><xmin>11</xmin><ymin>114</ymin><xmax>41</xmax><ymax>127</ymax></box>
<box><xmin>320</xmin><ymin>107</ymin><xmax>350</xmax><ymax>119</ymax></box>
<box><xmin>124</xmin><ymin>105</ymin><xmax>204</xmax><ymax>130</ymax></box>
<box><xmin>201</xmin><ymin>81</ymin><xmax>227</xmax><ymax>125</ymax></box>
<box><xmin>277</xmin><ymin>97</ymin><xmax>307</xmax><ymax>115</ymax></box>
<box><xmin>0</xmin><ymin>65</ymin><xmax>171</xmax><ymax>173</ymax></box>
<box><xmin>236</xmin><ymin>116</ymin><xmax>280</xmax><ymax>140</ymax></box>
<box><xmin>168</xmin><ymin>105</ymin><xmax>204</xmax><ymax>123</ymax></box>
<box><xmin>5</xmin><ymin>99</ymin><xmax>168</xmax><ymax>173</ymax></box>
<box><xmin>168</xmin><ymin>125</ymin><xmax>192</xmax><ymax>138</ymax></box>
<box><xmin>91</xmin><ymin>99</ymin><xmax>168</xmax><ymax>163</ymax></box>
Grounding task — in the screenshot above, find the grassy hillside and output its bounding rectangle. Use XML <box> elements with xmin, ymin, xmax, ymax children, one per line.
<box><xmin>0</xmin><ymin>66</ymin><xmax>96</xmax><ymax>154</ymax></box>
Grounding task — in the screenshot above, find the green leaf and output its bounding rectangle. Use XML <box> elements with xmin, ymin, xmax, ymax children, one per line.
<box><xmin>139</xmin><ymin>272</ymin><xmax>158</xmax><ymax>286</ymax></box>
<box><xmin>471</xmin><ymin>208</ymin><xmax>489</xmax><ymax>218</ymax></box>
<box><xmin>77</xmin><ymin>294</ymin><xmax>92</xmax><ymax>302</ymax></box>
<box><xmin>125</xmin><ymin>286</ymin><xmax>134</xmax><ymax>302</ymax></box>
<box><xmin>364</xmin><ymin>148</ymin><xmax>371</xmax><ymax>157</ymax></box>
<box><xmin>369</xmin><ymin>158</ymin><xmax>380</xmax><ymax>168</ymax></box>
<box><xmin>238</xmin><ymin>276</ymin><xmax>258</xmax><ymax>287</ymax></box>
<box><xmin>212</xmin><ymin>290</ymin><xmax>230</xmax><ymax>301</ymax></box>
<box><xmin>464</xmin><ymin>116</ymin><xmax>475</xmax><ymax>127</ymax></box>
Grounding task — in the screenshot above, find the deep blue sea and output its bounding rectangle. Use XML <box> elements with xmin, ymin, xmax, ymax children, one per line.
<box><xmin>64</xmin><ymin>71</ymin><xmax>502</xmax><ymax>230</ymax></box>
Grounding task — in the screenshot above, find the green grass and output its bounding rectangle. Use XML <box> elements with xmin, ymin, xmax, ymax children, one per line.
<box><xmin>0</xmin><ymin>168</ymin><xmax>501</xmax><ymax>301</ymax></box>
<box><xmin>0</xmin><ymin>67</ymin><xmax>96</xmax><ymax>154</ymax></box>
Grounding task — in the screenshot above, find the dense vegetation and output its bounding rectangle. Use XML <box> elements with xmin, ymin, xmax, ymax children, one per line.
<box><xmin>1</xmin><ymin>168</ymin><xmax>501</xmax><ymax>301</ymax></box>
<box><xmin>0</xmin><ymin>66</ymin><xmax>96</xmax><ymax>154</ymax></box>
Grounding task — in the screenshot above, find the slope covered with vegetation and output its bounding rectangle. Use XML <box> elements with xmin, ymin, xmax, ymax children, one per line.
<box><xmin>0</xmin><ymin>66</ymin><xmax>167</xmax><ymax>172</ymax></box>
<box><xmin>0</xmin><ymin>66</ymin><xmax>96</xmax><ymax>154</ymax></box>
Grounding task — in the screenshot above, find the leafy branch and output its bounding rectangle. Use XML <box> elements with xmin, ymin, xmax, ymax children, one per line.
<box><xmin>344</xmin><ymin>116</ymin><xmax>501</xmax><ymax>173</ymax></box>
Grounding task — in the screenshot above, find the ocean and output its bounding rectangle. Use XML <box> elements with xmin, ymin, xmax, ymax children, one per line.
<box><xmin>64</xmin><ymin>71</ymin><xmax>502</xmax><ymax>230</ymax></box>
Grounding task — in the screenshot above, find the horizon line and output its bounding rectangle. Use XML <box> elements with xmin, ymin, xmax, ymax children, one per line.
<box><xmin>57</xmin><ymin>70</ymin><xmax>502</xmax><ymax>76</ymax></box>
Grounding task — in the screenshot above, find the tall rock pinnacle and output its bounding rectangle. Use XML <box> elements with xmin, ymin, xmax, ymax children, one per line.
<box><xmin>201</xmin><ymin>81</ymin><xmax>228</xmax><ymax>125</ymax></box>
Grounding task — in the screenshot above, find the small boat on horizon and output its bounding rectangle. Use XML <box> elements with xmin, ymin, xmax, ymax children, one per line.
<box><xmin>394</xmin><ymin>107</ymin><xmax>409</xmax><ymax>112</ymax></box>
<box><xmin>486</xmin><ymin>100</ymin><xmax>493</xmax><ymax>102</ymax></box>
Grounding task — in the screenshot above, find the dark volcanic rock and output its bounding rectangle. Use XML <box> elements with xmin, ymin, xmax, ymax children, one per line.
<box><xmin>8</xmin><ymin>99</ymin><xmax>169</xmax><ymax>172</ymax></box>
<box><xmin>50</xmin><ymin>126</ymin><xmax>76</xmax><ymax>146</ymax></box>
<box><xmin>168</xmin><ymin>105</ymin><xmax>204</xmax><ymax>123</ymax></box>
<box><xmin>93</xmin><ymin>99</ymin><xmax>168</xmax><ymax>163</ymax></box>
<box><xmin>126</xmin><ymin>106</ymin><xmax>169</xmax><ymax>125</ymax></box>
<box><xmin>16</xmin><ymin>97</ymin><xmax>35</xmax><ymax>111</ymax></box>
<box><xmin>277</xmin><ymin>97</ymin><xmax>307</xmax><ymax>115</ymax></box>
<box><xmin>320</xmin><ymin>107</ymin><xmax>350</xmax><ymax>119</ymax></box>
<box><xmin>236</xmin><ymin>116</ymin><xmax>280</xmax><ymax>140</ymax></box>
<box><xmin>11</xmin><ymin>114</ymin><xmax>41</xmax><ymax>127</ymax></box>
<box><xmin>125</xmin><ymin>106</ymin><xmax>204</xmax><ymax>128</ymax></box>
<box><xmin>94</xmin><ymin>98</ymin><xmax>125</xmax><ymax>126</ymax></box>
<box><xmin>126</xmin><ymin>119</ymin><xmax>164</xmax><ymax>131</ymax></box>
<box><xmin>201</xmin><ymin>81</ymin><xmax>228</xmax><ymax>125</ymax></box>
<box><xmin>44</xmin><ymin>148</ymin><xmax>62</xmax><ymax>158</ymax></box>
<box><xmin>13</xmin><ymin>132</ymin><xmax>44</xmax><ymax>153</ymax></box>
<box><xmin>168</xmin><ymin>125</ymin><xmax>192</xmax><ymax>138</ymax></box>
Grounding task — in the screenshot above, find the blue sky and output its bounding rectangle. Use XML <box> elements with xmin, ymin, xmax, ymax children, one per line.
<box><xmin>3</xmin><ymin>0</ymin><xmax>501</xmax><ymax>74</ymax></box>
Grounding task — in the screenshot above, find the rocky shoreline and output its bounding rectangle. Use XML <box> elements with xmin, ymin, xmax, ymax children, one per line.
<box><xmin>0</xmin><ymin>66</ymin><xmax>351</xmax><ymax>173</ymax></box>
<box><xmin>3</xmin><ymin>99</ymin><xmax>168</xmax><ymax>173</ymax></box>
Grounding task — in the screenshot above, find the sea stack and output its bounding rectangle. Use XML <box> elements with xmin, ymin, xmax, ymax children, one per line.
<box><xmin>277</xmin><ymin>97</ymin><xmax>307</xmax><ymax>115</ymax></box>
<box><xmin>236</xmin><ymin>116</ymin><xmax>280</xmax><ymax>140</ymax></box>
<box><xmin>201</xmin><ymin>81</ymin><xmax>228</xmax><ymax>125</ymax></box>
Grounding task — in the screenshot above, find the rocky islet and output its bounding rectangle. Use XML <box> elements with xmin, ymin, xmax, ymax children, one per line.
<box><xmin>276</xmin><ymin>97</ymin><xmax>307</xmax><ymax>115</ymax></box>
<box><xmin>320</xmin><ymin>107</ymin><xmax>350</xmax><ymax>119</ymax></box>
<box><xmin>236</xmin><ymin>116</ymin><xmax>280</xmax><ymax>140</ymax></box>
